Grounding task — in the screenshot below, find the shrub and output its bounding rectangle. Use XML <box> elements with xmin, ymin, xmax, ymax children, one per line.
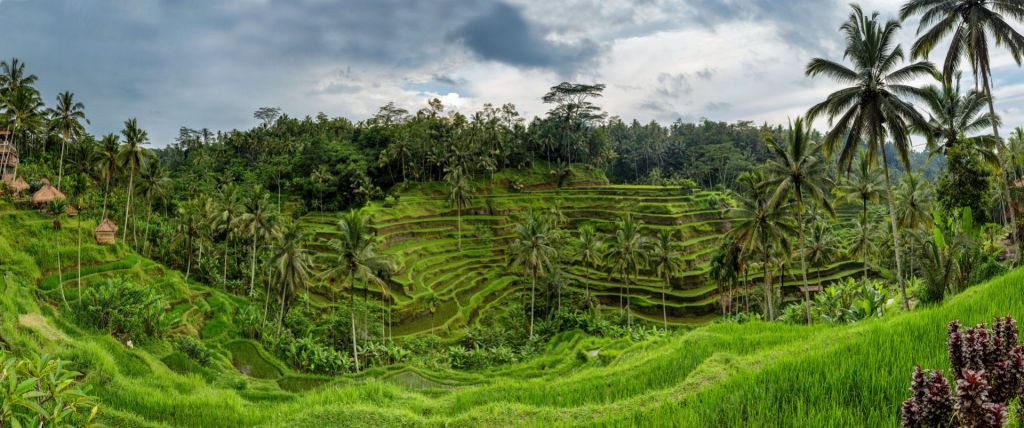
<box><xmin>175</xmin><ymin>335</ymin><xmax>214</xmax><ymax>366</ymax></box>
<box><xmin>383</xmin><ymin>194</ymin><xmax>399</xmax><ymax>207</ymax></box>
<box><xmin>75</xmin><ymin>278</ymin><xmax>177</xmax><ymax>340</ymax></box>
<box><xmin>275</xmin><ymin>335</ymin><xmax>349</xmax><ymax>375</ymax></box>
<box><xmin>0</xmin><ymin>353</ymin><xmax>100</xmax><ymax>427</ymax></box>
<box><xmin>902</xmin><ymin>317</ymin><xmax>1024</xmax><ymax>427</ymax></box>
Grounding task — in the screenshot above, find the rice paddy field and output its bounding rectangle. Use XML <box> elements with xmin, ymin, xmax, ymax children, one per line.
<box><xmin>1</xmin><ymin>177</ymin><xmax>1011</xmax><ymax>427</ymax></box>
<box><xmin>295</xmin><ymin>166</ymin><xmax>868</xmax><ymax>338</ymax></box>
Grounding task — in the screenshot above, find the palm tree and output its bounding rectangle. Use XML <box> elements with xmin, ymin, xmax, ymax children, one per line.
<box><xmin>896</xmin><ymin>171</ymin><xmax>935</xmax><ymax>278</ymax></box>
<box><xmin>118</xmin><ymin>118</ymin><xmax>150</xmax><ymax>242</ymax></box>
<box><xmin>322</xmin><ymin>210</ymin><xmax>394</xmax><ymax>371</ymax></box>
<box><xmin>67</xmin><ymin>174</ymin><xmax>88</xmax><ymax>303</ymax></box>
<box><xmin>445</xmin><ymin>166</ymin><xmax>474</xmax><ymax>250</ymax></box>
<box><xmin>310</xmin><ymin>166</ymin><xmax>332</xmax><ymax>212</ymax></box>
<box><xmin>838</xmin><ymin>153</ymin><xmax>886</xmax><ymax>281</ymax></box>
<box><xmin>573</xmin><ymin>224</ymin><xmax>602</xmax><ymax>302</ymax></box>
<box><xmin>270</xmin><ymin>221</ymin><xmax>314</xmax><ymax>335</ymax></box>
<box><xmin>508</xmin><ymin>210</ymin><xmax>558</xmax><ymax>338</ymax></box>
<box><xmin>650</xmin><ymin>230</ymin><xmax>684</xmax><ymax>328</ymax></box>
<box><xmin>603</xmin><ymin>214</ymin><xmax>651</xmax><ymax>327</ymax></box>
<box><xmin>46</xmin><ymin>91</ymin><xmax>88</xmax><ymax>190</ymax></box>
<box><xmin>803</xmin><ymin>221</ymin><xmax>840</xmax><ymax>286</ymax></box>
<box><xmin>236</xmin><ymin>190</ymin><xmax>278</xmax><ymax>297</ymax></box>
<box><xmin>763</xmin><ymin>117</ymin><xmax>834</xmax><ymax>323</ymax></box>
<box><xmin>95</xmin><ymin>134</ymin><xmax>119</xmax><ymax>220</ymax></box>
<box><xmin>171</xmin><ymin>199</ymin><xmax>201</xmax><ymax>282</ymax></box>
<box><xmin>215</xmin><ymin>183</ymin><xmax>243</xmax><ymax>287</ymax></box>
<box><xmin>901</xmin><ymin>0</ymin><xmax>1024</xmax><ymax>260</ymax></box>
<box><xmin>806</xmin><ymin>5</ymin><xmax>935</xmax><ymax>309</ymax></box>
<box><xmin>138</xmin><ymin>163</ymin><xmax>170</xmax><ymax>257</ymax></box>
<box><xmin>727</xmin><ymin>185</ymin><xmax>795</xmax><ymax>320</ymax></box>
<box><xmin>1</xmin><ymin>87</ymin><xmax>44</xmax><ymax>180</ymax></box>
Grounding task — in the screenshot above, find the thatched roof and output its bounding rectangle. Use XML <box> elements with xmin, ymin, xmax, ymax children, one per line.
<box><xmin>32</xmin><ymin>182</ymin><xmax>66</xmax><ymax>205</ymax></box>
<box><xmin>96</xmin><ymin>218</ymin><xmax>118</xmax><ymax>233</ymax></box>
<box><xmin>2</xmin><ymin>174</ymin><xmax>28</xmax><ymax>193</ymax></box>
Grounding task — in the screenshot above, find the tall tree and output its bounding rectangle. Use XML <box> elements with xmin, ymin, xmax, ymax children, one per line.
<box><xmin>215</xmin><ymin>183</ymin><xmax>243</xmax><ymax>287</ymax></box>
<box><xmin>763</xmin><ymin>117</ymin><xmax>835</xmax><ymax>323</ymax></box>
<box><xmin>508</xmin><ymin>210</ymin><xmax>558</xmax><ymax>338</ymax></box>
<box><xmin>573</xmin><ymin>224</ymin><xmax>603</xmax><ymax>303</ymax></box>
<box><xmin>650</xmin><ymin>230</ymin><xmax>684</xmax><ymax>328</ymax></box>
<box><xmin>95</xmin><ymin>134</ymin><xmax>119</xmax><ymax>220</ymax></box>
<box><xmin>47</xmin><ymin>91</ymin><xmax>88</xmax><ymax>190</ymax></box>
<box><xmin>118</xmin><ymin>118</ymin><xmax>150</xmax><ymax>242</ymax></box>
<box><xmin>901</xmin><ymin>0</ymin><xmax>1024</xmax><ymax>260</ymax></box>
<box><xmin>270</xmin><ymin>221</ymin><xmax>314</xmax><ymax>335</ymax></box>
<box><xmin>604</xmin><ymin>214</ymin><xmax>651</xmax><ymax>327</ymax></box>
<box><xmin>323</xmin><ymin>210</ymin><xmax>393</xmax><ymax>371</ymax></box>
<box><xmin>236</xmin><ymin>190</ymin><xmax>278</xmax><ymax>298</ymax></box>
<box><xmin>727</xmin><ymin>182</ymin><xmax>795</xmax><ymax>320</ymax></box>
<box><xmin>445</xmin><ymin>166</ymin><xmax>474</xmax><ymax>250</ymax></box>
<box><xmin>806</xmin><ymin>5</ymin><xmax>935</xmax><ymax>309</ymax></box>
<box><xmin>137</xmin><ymin>162</ymin><xmax>170</xmax><ymax>256</ymax></box>
<box><xmin>838</xmin><ymin>153</ymin><xmax>886</xmax><ymax>281</ymax></box>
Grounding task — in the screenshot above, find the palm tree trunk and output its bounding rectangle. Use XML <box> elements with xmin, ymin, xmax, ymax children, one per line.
<box><xmin>101</xmin><ymin>172</ymin><xmax>111</xmax><ymax>220</ymax></box>
<box><xmin>862</xmin><ymin>200</ymin><xmax>869</xmax><ymax>282</ymax></box>
<box><xmin>122</xmin><ymin>164</ymin><xmax>135</xmax><ymax>241</ymax></box>
<box><xmin>662</xmin><ymin>271</ymin><xmax>668</xmax><ymax>329</ymax></box>
<box><xmin>249</xmin><ymin>237</ymin><xmax>258</xmax><ymax>296</ymax></box>
<box><xmin>185</xmin><ymin>232</ymin><xmax>193</xmax><ymax>282</ymax></box>
<box><xmin>277</xmin><ymin>279</ymin><xmax>287</xmax><ymax>336</ymax></box>
<box><xmin>880</xmin><ymin>147</ymin><xmax>908</xmax><ymax>310</ymax></box>
<box><xmin>142</xmin><ymin>200</ymin><xmax>153</xmax><ymax>256</ymax></box>
<box><xmin>222</xmin><ymin>242</ymin><xmax>229</xmax><ymax>287</ymax></box>
<box><xmin>350</xmin><ymin>277</ymin><xmax>360</xmax><ymax>371</ymax></box>
<box><xmin>77</xmin><ymin>210</ymin><xmax>83</xmax><ymax>303</ymax></box>
<box><xmin>983</xmin><ymin>72</ymin><xmax>1019</xmax><ymax>264</ymax></box>
<box><xmin>56</xmin><ymin>221</ymin><xmax>68</xmax><ymax>309</ymax></box>
<box><xmin>529</xmin><ymin>268</ymin><xmax>536</xmax><ymax>338</ymax></box>
<box><xmin>625</xmin><ymin>272</ymin><xmax>632</xmax><ymax>328</ymax></box>
<box><xmin>457</xmin><ymin>204</ymin><xmax>462</xmax><ymax>251</ymax></box>
<box><xmin>57</xmin><ymin>138</ymin><xmax>66</xmax><ymax>190</ymax></box>
<box><xmin>797</xmin><ymin>200</ymin><xmax>812</xmax><ymax>324</ymax></box>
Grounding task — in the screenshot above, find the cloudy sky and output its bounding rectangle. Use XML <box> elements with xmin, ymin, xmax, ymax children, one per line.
<box><xmin>3</xmin><ymin>0</ymin><xmax>1024</xmax><ymax>147</ymax></box>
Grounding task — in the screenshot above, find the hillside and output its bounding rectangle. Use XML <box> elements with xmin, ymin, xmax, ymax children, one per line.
<box><xmin>295</xmin><ymin>165</ymin><xmax>867</xmax><ymax>338</ymax></box>
<box><xmin>1</xmin><ymin>192</ymin><xmax>1018</xmax><ymax>426</ymax></box>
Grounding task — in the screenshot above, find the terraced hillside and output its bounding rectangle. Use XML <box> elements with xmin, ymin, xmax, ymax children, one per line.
<box><xmin>301</xmin><ymin>170</ymin><xmax>867</xmax><ymax>336</ymax></box>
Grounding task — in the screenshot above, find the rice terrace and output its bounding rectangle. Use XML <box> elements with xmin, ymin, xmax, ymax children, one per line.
<box><xmin>5</xmin><ymin>0</ymin><xmax>1024</xmax><ymax>426</ymax></box>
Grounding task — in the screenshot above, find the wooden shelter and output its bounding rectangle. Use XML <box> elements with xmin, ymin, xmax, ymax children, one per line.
<box><xmin>31</xmin><ymin>178</ymin><xmax>66</xmax><ymax>206</ymax></box>
<box><xmin>1</xmin><ymin>174</ymin><xmax>28</xmax><ymax>194</ymax></box>
<box><xmin>95</xmin><ymin>218</ymin><xmax>118</xmax><ymax>245</ymax></box>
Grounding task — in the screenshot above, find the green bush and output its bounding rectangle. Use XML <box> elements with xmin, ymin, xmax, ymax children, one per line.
<box><xmin>0</xmin><ymin>352</ymin><xmax>100</xmax><ymax>427</ymax></box>
<box><xmin>174</xmin><ymin>335</ymin><xmax>214</xmax><ymax>366</ymax></box>
<box><xmin>74</xmin><ymin>278</ymin><xmax>176</xmax><ymax>340</ymax></box>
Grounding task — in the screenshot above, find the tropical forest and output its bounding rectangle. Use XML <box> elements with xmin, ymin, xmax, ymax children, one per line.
<box><xmin>5</xmin><ymin>1</ymin><xmax>1024</xmax><ymax>426</ymax></box>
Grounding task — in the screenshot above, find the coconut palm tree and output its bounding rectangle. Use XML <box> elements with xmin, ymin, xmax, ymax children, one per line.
<box><xmin>270</xmin><ymin>221</ymin><xmax>314</xmax><ymax>335</ymax></box>
<box><xmin>118</xmin><ymin>118</ymin><xmax>150</xmax><ymax>242</ymax></box>
<box><xmin>236</xmin><ymin>190</ymin><xmax>279</xmax><ymax>297</ymax></box>
<box><xmin>171</xmin><ymin>199</ymin><xmax>202</xmax><ymax>282</ymax></box>
<box><xmin>838</xmin><ymin>153</ymin><xmax>886</xmax><ymax>281</ymax></box>
<box><xmin>67</xmin><ymin>174</ymin><xmax>89</xmax><ymax>303</ymax></box>
<box><xmin>445</xmin><ymin>166</ymin><xmax>474</xmax><ymax>250</ymax></box>
<box><xmin>95</xmin><ymin>134</ymin><xmax>119</xmax><ymax>219</ymax></box>
<box><xmin>603</xmin><ymin>214</ymin><xmax>652</xmax><ymax>327</ymax></box>
<box><xmin>573</xmin><ymin>224</ymin><xmax>602</xmax><ymax>302</ymax></box>
<box><xmin>138</xmin><ymin>163</ymin><xmax>170</xmax><ymax>257</ymax></box>
<box><xmin>902</xmin><ymin>0</ymin><xmax>1024</xmax><ymax>260</ymax></box>
<box><xmin>727</xmin><ymin>186</ymin><xmax>795</xmax><ymax>320</ymax></box>
<box><xmin>1</xmin><ymin>87</ymin><xmax>44</xmax><ymax>180</ymax></box>
<box><xmin>763</xmin><ymin>117</ymin><xmax>835</xmax><ymax>323</ymax></box>
<box><xmin>215</xmin><ymin>183</ymin><xmax>243</xmax><ymax>287</ymax></box>
<box><xmin>806</xmin><ymin>5</ymin><xmax>935</xmax><ymax>309</ymax></box>
<box><xmin>508</xmin><ymin>210</ymin><xmax>558</xmax><ymax>338</ymax></box>
<box><xmin>650</xmin><ymin>230</ymin><xmax>684</xmax><ymax>328</ymax></box>
<box><xmin>322</xmin><ymin>210</ymin><xmax>394</xmax><ymax>371</ymax></box>
<box><xmin>896</xmin><ymin>171</ymin><xmax>935</xmax><ymax>278</ymax></box>
<box><xmin>803</xmin><ymin>221</ymin><xmax>840</xmax><ymax>286</ymax></box>
<box><xmin>46</xmin><ymin>91</ymin><xmax>88</xmax><ymax>190</ymax></box>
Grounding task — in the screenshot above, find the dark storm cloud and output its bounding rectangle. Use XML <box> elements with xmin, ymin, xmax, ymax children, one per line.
<box><xmin>453</xmin><ymin>2</ymin><xmax>602</xmax><ymax>74</ymax></box>
<box><xmin>685</xmin><ymin>0</ymin><xmax>844</xmax><ymax>51</ymax></box>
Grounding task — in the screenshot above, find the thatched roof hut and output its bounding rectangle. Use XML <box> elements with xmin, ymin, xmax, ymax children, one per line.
<box><xmin>64</xmin><ymin>205</ymin><xmax>79</xmax><ymax>217</ymax></box>
<box><xmin>95</xmin><ymin>218</ymin><xmax>118</xmax><ymax>245</ymax></box>
<box><xmin>1</xmin><ymin>174</ymin><xmax>28</xmax><ymax>194</ymax></box>
<box><xmin>31</xmin><ymin>178</ymin><xmax>66</xmax><ymax>206</ymax></box>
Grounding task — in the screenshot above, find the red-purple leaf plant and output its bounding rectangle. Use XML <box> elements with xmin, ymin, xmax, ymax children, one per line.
<box><xmin>902</xmin><ymin>316</ymin><xmax>1024</xmax><ymax>427</ymax></box>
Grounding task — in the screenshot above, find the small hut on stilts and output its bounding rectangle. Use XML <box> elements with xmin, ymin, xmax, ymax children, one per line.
<box><xmin>95</xmin><ymin>219</ymin><xmax>118</xmax><ymax>245</ymax></box>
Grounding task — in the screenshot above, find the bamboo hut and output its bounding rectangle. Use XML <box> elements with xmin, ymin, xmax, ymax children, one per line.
<box><xmin>95</xmin><ymin>218</ymin><xmax>118</xmax><ymax>245</ymax></box>
<box><xmin>1</xmin><ymin>174</ymin><xmax>28</xmax><ymax>194</ymax></box>
<box><xmin>31</xmin><ymin>178</ymin><xmax>66</xmax><ymax>206</ymax></box>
